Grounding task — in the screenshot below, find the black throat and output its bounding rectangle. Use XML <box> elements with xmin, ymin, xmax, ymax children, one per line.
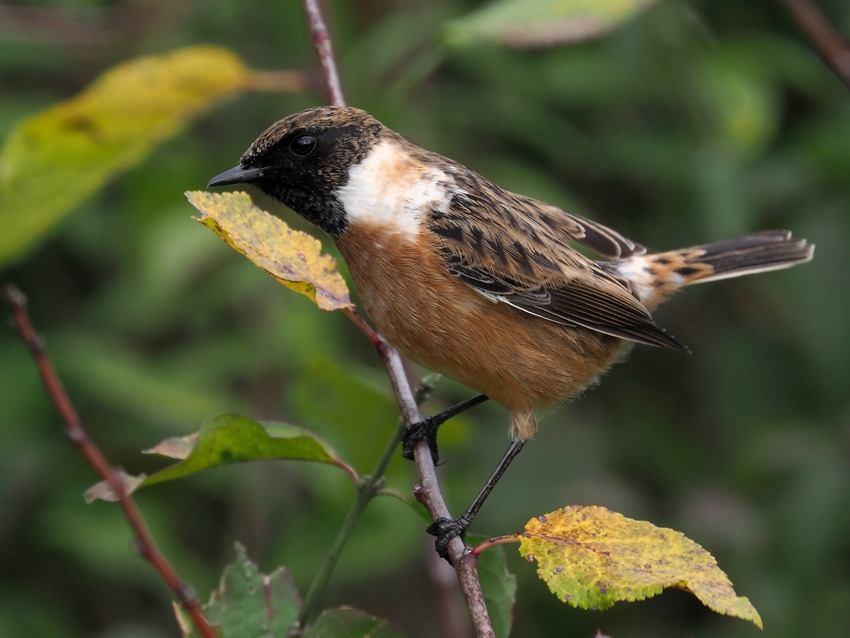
<box><xmin>255</xmin><ymin>179</ymin><xmax>349</xmax><ymax>239</ymax></box>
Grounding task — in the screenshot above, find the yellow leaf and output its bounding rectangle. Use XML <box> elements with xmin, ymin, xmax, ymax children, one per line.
<box><xmin>519</xmin><ymin>505</ymin><xmax>762</xmax><ymax>628</ymax></box>
<box><xmin>186</xmin><ymin>191</ymin><xmax>351</xmax><ymax>311</ymax></box>
<box><xmin>0</xmin><ymin>46</ymin><xmax>250</xmax><ymax>264</ymax></box>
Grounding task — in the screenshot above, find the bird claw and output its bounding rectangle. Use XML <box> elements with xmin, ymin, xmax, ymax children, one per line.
<box><xmin>426</xmin><ymin>516</ymin><xmax>471</xmax><ymax>562</ymax></box>
<box><xmin>402</xmin><ymin>394</ymin><xmax>489</xmax><ymax>463</ymax></box>
<box><xmin>401</xmin><ymin>416</ymin><xmax>440</xmax><ymax>463</ymax></box>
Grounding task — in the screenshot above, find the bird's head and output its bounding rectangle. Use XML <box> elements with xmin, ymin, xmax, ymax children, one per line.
<box><xmin>208</xmin><ymin>106</ymin><xmax>386</xmax><ymax>238</ymax></box>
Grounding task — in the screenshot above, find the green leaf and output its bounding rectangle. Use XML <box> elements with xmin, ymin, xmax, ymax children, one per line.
<box><xmin>0</xmin><ymin>46</ymin><xmax>250</xmax><ymax>264</ymax></box>
<box><xmin>191</xmin><ymin>543</ymin><xmax>301</xmax><ymax>638</ymax></box>
<box><xmin>84</xmin><ymin>414</ymin><xmax>353</xmax><ymax>502</ymax></box>
<box><xmin>303</xmin><ymin>608</ymin><xmax>405</xmax><ymax>638</ymax></box>
<box><xmin>143</xmin><ymin>414</ymin><xmax>348</xmax><ymax>487</ymax></box>
<box><xmin>519</xmin><ymin>505</ymin><xmax>762</xmax><ymax>628</ymax></box>
<box><xmin>187</xmin><ymin>191</ymin><xmax>352</xmax><ymax>311</ymax></box>
<box><xmin>474</xmin><ymin>540</ymin><xmax>516</xmax><ymax>638</ymax></box>
<box><xmin>445</xmin><ymin>0</ymin><xmax>659</xmax><ymax>49</ymax></box>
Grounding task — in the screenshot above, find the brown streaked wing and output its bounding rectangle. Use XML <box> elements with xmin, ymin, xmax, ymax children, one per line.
<box><xmin>441</xmin><ymin>247</ymin><xmax>686</xmax><ymax>350</ymax></box>
<box><xmin>513</xmin><ymin>194</ymin><xmax>647</xmax><ymax>260</ymax></box>
<box><xmin>436</xmin><ymin>163</ymin><xmax>647</xmax><ymax>259</ymax></box>
<box><xmin>429</xmin><ymin>176</ymin><xmax>686</xmax><ymax>351</ymax></box>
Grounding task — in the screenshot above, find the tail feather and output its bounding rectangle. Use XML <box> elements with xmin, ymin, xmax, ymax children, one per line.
<box><xmin>682</xmin><ymin>230</ymin><xmax>814</xmax><ymax>284</ymax></box>
<box><xmin>609</xmin><ymin>230</ymin><xmax>814</xmax><ymax>310</ymax></box>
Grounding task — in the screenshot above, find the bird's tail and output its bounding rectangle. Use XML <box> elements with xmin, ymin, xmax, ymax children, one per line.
<box><xmin>609</xmin><ymin>230</ymin><xmax>814</xmax><ymax>310</ymax></box>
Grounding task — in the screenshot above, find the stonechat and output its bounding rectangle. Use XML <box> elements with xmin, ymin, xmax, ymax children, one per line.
<box><xmin>209</xmin><ymin>106</ymin><xmax>814</xmax><ymax>557</ymax></box>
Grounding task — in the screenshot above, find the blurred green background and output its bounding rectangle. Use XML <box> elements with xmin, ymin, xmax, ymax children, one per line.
<box><xmin>1</xmin><ymin>1</ymin><xmax>848</xmax><ymax>636</ymax></box>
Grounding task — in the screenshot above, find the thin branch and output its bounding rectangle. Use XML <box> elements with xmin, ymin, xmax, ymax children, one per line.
<box><xmin>426</xmin><ymin>549</ymin><xmax>471</xmax><ymax>638</ymax></box>
<box><xmin>301</xmin><ymin>0</ymin><xmax>346</xmax><ymax>106</ymax></box>
<box><xmin>471</xmin><ymin>535</ymin><xmax>520</xmax><ymax>558</ymax></box>
<box><xmin>331</xmin><ymin>457</ymin><xmax>360</xmax><ymax>486</ymax></box>
<box><xmin>301</xmin><ymin>1</ymin><xmax>494</xmax><ymax>631</ymax></box>
<box><xmin>345</xmin><ymin>307</ymin><xmax>495</xmax><ymax>637</ymax></box>
<box><xmin>299</xmin><ymin>338</ymin><xmax>461</xmax><ymax>628</ymax></box>
<box><xmin>782</xmin><ymin>0</ymin><xmax>850</xmax><ymax>90</ymax></box>
<box><xmin>3</xmin><ymin>284</ymin><xmax>217</xmax><ymax>638</ymax></box>
<box><xmin>299</xmin><ymin>414</ymin><xmax>402</xmax><ymax>627</ymax></box>
<box><xmin>412</xmin><ymin>434</ymin><xmax>494</xmax><ymax>638</ymax></box>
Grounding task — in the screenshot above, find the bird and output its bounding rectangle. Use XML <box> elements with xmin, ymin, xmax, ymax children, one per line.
<box><xmin>208</xmin><ymin>105</ymin><xmax>814</xmax><ymax>559</ymax></box>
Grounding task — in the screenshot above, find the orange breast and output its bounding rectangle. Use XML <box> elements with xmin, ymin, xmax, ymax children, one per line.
<box><xmin>336</xmin><ymin>222</ymin><xmax>625</xmax><ymax>419</ymax></box>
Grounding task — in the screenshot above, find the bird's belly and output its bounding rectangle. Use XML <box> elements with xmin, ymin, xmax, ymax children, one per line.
<box><xmin>336</xmin><ymin>227</ymin><xmax>623</xmax><ymax>413</ymax></box>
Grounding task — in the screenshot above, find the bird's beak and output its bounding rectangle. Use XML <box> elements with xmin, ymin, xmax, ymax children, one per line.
<box><xmin>207</xmin><ymin>164</ymin><xmax>266</xmax><ymax>188</ymax></box>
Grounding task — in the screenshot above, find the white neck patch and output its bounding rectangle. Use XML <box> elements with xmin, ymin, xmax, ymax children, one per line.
<box><xmin>334</xmin><ymin>139</ymin><xmax>453</xmax><ymax>239</ymax></box>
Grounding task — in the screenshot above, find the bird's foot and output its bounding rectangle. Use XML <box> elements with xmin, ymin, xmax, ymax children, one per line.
<box><xmin>401</xmin><ymin>416</ymin><xmax>440</xmax><ymax>463</ymax></box>
<box><xmin>426</xmin><ymin>516</ymin><xmax>471</xmax><ymax>562</ymax></box>
<box><xmin>401</xmin><ymin>394</ymin><xmax>489</xmax><ymax>463</ymax></box>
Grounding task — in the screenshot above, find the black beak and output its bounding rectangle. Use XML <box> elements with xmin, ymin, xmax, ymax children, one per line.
<box><xmin>207</xmin><ymin>164</ymin><xmax>266</xmax><ymax>188</ymax></box>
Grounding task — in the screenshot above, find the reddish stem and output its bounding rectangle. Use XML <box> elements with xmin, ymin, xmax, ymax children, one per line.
<box><xmin>301</xmin><ymin>0</ymin><xmax>346</xmax><ymax>106</ymax></box>
<box><xmin>471</xmin><ymin>535</ymin><xmax>521</xmax><ymax>558</ymax></box>
<box><xmin>783</xmin><ymin>0</ymin><xmax>850</xmax><ymax>90</ymax></box>
<box><xmin>4</xmin><ymin>285</ymin><xmax>217</xmax><ymax>638</ymax></box>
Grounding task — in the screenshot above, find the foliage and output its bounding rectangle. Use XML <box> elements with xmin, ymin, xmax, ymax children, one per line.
<box><xmin>1</xmin><ymin>1</ymin><xmax>848</xmax><ymax>637</ymax></box>
<box><xmin>519</xmin><ymin>506</ymin><xmax>760</xmax><ymax>626</ymax></box>
<box><xmin>188</xmin><ymin>191</ymin><xmax>352</xmax><ymax>311</ymax></box>
<box><xmin>0</xmin><ymin>47</ymin><xmax>249</xmax><ymax>263</ymax></box>
<box><xmin>176</xmin><ymin>544</ymin><xmax>405</xmax><ymax>638</ymax></box>
<box><xmin>187</xmin><ymin>544</ymin><xmax>301</xmax><ymax>638</ymax></box>
<box><xmin>444</xmin><ymin>0</ymin><xmax>660</xmax><ymax>48</ymax></box>
<box><xmin>175</xmin><ymin>544</ymin><xmax>402</xmax><ymax>638</ymax></box>
<box><xmin>474</xmin><ymin>539</ymin><xmax>517</xmax><ymax>638</ymax></box>
<box><xmin>302</xmin><ymin>609</ymin><xmax>405</xmax><ymax>638</ymax></box>
<box><xmin>84</xmin><ymin>414</ymin><xmax>353</xmax><ymax>502</ymax></box>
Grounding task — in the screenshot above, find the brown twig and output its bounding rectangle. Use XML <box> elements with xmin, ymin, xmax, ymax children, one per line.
<box><xmin>301</xmin><ymin>0</ymin><xmax>346</xmax><ymax>106</ymax></box>
<box><xmin>302</xmin><ymin>2</ymin><xmax>493</xmax><ymax>632</ymax></box>
<box><xmin>3</xmin><ymin>284</ymin><xmax>217</xmax><ymax>638</ymax></box>
<box><xmin>346</xmin><ymin>307</ymin><xmax>495</xmax><ymax>637</ymax></box>
<box><xmin>324</xmin><ymin>88</ymin><xmax>493</xmax><ymax>638</ymax></box>
<box><xmin>782</xmin><ymin>0</ymin><xmax>850</xmax><ymax>90</ymax></box>
<box><xmin>426</xmin><ymin>549</ymin><xmax>471</xmax><ymax>638</ymax></box>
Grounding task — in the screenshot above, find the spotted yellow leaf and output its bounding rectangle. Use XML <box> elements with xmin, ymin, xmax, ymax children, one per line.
<box><xmin>186</xmin><ymin>190</ymin><xmax>351</xmax><ymax>310</ymax></box>
<box><xmin>519</xmin><ymin>505</ymin><xmax>762</xmax><ymax>628</ymax></box>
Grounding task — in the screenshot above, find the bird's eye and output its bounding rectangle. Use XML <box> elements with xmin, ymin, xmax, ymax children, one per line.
<box><xmin>290</xmin><ymin>133</ymin><xmax>317</xmax><ymax>157</ymax></box>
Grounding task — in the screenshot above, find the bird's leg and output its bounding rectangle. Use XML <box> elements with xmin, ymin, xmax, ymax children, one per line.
<box><xmin>402</xmin><ymin>393</ymin><xmax>489</xmax><ymax>463</ymax></box>
<box><xmin>427</xmin><ymin>439</ymin><xmax>525</xmax><ymax>562</ymax></box>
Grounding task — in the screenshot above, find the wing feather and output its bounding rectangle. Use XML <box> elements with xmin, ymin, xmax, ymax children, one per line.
<box><xmin>429</xmin><ymin>168</ymin><xmax>686</xmax><ymax>351</ymax></box>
